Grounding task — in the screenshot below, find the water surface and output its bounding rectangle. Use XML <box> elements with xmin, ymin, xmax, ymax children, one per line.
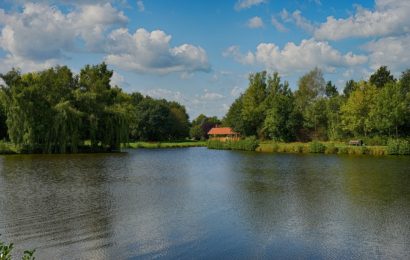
<box><xmin>0</xmin><ymin>148</ymin><xmax>409</xmax><ymax>259</ymax></box>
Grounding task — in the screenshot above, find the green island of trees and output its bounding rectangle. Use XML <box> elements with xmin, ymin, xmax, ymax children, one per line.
<box><xmin>0</xmin><ymin>64</ymin><xmax>409</xmax><ymax>155</ymax></box>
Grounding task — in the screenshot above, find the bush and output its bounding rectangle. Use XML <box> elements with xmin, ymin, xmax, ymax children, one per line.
<box><xmin>207</xmin><ymin>136</ymin><xmax>259</xmax><ymax>151</ymax></box>
<box><xmin>387</xmin><ymin>139</ymin><xmax>410</xmax><ymax>155</ymax></box>
<box><xmin>309</xmin><ymin>141</ymin><xmax>325</xmax><ymax>153</ymax></box>
<box><xmin>325</xmin><ymin>143</ymin><xmax>338</xmax><ymax>154</ymax></box>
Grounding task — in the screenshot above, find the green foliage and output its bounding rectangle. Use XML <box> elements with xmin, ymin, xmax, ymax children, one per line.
<box><xmin>309</xmin><ymin>141</ymin><xmax>326</xmax><ymax>153</ymax></box>
<box><xmin>325</xmin><ymin>81</ymin><xmax>338</xmax><ymax>98</ymax></box>
<box><xmin>369</xmin><ymin>66</ymin><xmax>395</xmax><ymax>88</ymax></box>
<box><xmin>207</xmin><ymin>136</ymin><xmax>259</xmax><ymax>151</ymax></box>
<box><xmin>189</xmin><ymin>114</ymin><xmax>220</xmax><ymax>140</ymax></box>
<box><xmin>0</xmin><ymin>63</ymin><xmax>191</xmax><ymax>153</ymax></box>
<box><xmin>387</xmin><ymin>139</ymin><xmax>410</xmax><ymax>155</ymax></box>
<box><xmin>223</xmin><ymin>67</ymin><xmax>410</xmax><ymax>144</ymax></box>
<box><xmin>343</xmin><ymin>79</ymin><xmax>356</xmax><ymax>98</ymax></box>
<box><xmin>0</xmin><ymin>236</ymin><xmax>35</xmax><ymax>260</ymax></box>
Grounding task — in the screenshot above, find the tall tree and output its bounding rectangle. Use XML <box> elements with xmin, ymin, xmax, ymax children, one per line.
<box><xmin>343</xmin><ymin>79</ymin><xmax>356</xmax><ymax>98</ymax></box>
<box><xmin>341</xmin><ymin>82</ymin><xmax>377</xmax><ymax>137</ymax></box>
<box><xmin>241</xmin><ymin>71</ymin><xmax>268</xmax><ymax>136</ymax></box>
<box><xmin>325</xmin><ymin>80</ymin><xmax>338</xmax><ymax>98</ymax></box>
<box><xmin>294</xmin><ymin>68</ymin><xmax>326</xmax><ymax>140</ymax></box>
<box><xmin>369</xmin><ymin>66</ymin><xmax>395</xmax><ymax>88</ymax></box>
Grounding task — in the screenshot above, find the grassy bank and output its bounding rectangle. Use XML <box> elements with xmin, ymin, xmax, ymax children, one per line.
<box><xmin>127</xmin><ymin>141</ymin><xmax>207</xmax><ymax>149</ymax></box>
<box><xmin>207</xmin><ymin>137</ymin><xmax>259</xmax><ymax>151</ymax></box>
<box><xmin>256</xmin><ymin>141</ymin><xmax>394</xmax><ymax>156</ymax></box>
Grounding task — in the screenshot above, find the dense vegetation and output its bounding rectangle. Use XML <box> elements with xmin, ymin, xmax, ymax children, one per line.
<box><xmin>1</xmin><ymin>63</ymin><xmax>409</xmax><ymax>155</ymax></box>
<box><xmin>0</xmin><ymin>63</ymin><xmax>190</xmax><ymax>153</ymax></box>
<box><xmin>223</xmin><ymin>66</ymin><xmax>410</xmax><ymax>144</ymax></box>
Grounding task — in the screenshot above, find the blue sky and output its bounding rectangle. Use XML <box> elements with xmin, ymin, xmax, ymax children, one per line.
<box><xmin>0</xmin><ymin>0</ymin><xmax>409</xmax><ymax>119</ymax></box>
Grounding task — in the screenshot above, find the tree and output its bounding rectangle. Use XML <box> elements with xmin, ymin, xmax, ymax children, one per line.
<box><xmin>343</xmin><ymin>79</ymin><xmax>356</xmax><ymax>98</ymax></box>
<box><xmin>369</xmin><ymin>66</ymin><xmax>395</xmax><ymax>88</ymax></box>
<box><xmin>241</xmin><ymin>71</ymin><xmax>268</xmax><ymax>136</ymax></box>
<box><xmin>294</xmin><ymin>68</ymin><xmax>326</xmax><ymax>140</ymax></box>
<box><xmin>399</xmin><ymin>69</ymin><xmax>410</xmax><ymax>93</ymax></box>
<box><xmin>0</xmin><ymin>64</ymin><xmax>130</xmax><ymax>153</ymax></box>
<box><xmin>341</xmin><ymin>82</ymin><xmax>377</xmax><ymax>137</ymax></box>
<box><xmin>190</xmin><ymin>114</ymin><xmax>220</xmax><ymax>140</ymax></box>
<box><xmin>223</xmin><ymin>95</ymin><xmax>246</xmax><ymax>134</ymax></box>
<box><xmin>325</xmin><ymin>81</ymin><xmax>338</xmax><ymax>98</ymax></box>
<box><xmin>167</xmin><ymin>101</ymin><xmax>190</xmax><ymax>139</ymax></box>
<box><xmin>368</xmin><ymin>82</ymin><xmax>408</xmax><ymax>137</ymax></box>
<box><xmin>259</xmin><ymin>73</ymin><xmax>297</xmax><ymax>141</ymax></box>
<box><xmin>131</xmin><ymin>98</ymin><xmax>171</xmax><ymax>141</ymax></box>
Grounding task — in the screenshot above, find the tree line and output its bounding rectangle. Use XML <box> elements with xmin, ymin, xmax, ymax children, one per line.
<box><xmin>0</xmin><ymin>63</ymin><xmax>190</xmax><ymax>153</ymax></box>
<box><xmin>223</xmin><ymin>66</ymin><xmax>410</xmax><ymax>143</ymax></box>
<box><xmin>1</xmin><ymin>63</ymin><xmax>409</xmax><ymax>153</ymax></box>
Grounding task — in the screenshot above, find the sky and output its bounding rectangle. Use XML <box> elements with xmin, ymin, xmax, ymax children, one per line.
<box><xmin>0</xmin><ymin>0</ymin><xmax>409</xmax><ymax>119</ymax></box>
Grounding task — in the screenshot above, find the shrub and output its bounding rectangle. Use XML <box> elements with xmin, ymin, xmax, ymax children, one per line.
<box><xmin>325</xmin><ymin>143</ymin><xmax>338</xmax><ymax>154</ymax></box>
<box><xmin>309</xmin><ymin>141</ymin><xmax>325</xmax><ymax>153</ymax></box>
<box><xmin>387</xmin><ymin>139</ymin><xmax>410</xmax><ymax>155</ymax></box>
<box><xmin>207</xmin><ymin>136</ymin><xmax>259</xmax><ymax>151</ymax></box>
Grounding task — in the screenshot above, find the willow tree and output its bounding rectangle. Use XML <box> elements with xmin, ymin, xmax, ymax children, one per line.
<box><xmin>76</xmin><ymin>63</ymin><xmax>130</xmax><ymax>151</ymax></box>
<box><xmin>0</xmin><ymin>63</ymin><xmax>130</xmax><ymax>153</ymax></box>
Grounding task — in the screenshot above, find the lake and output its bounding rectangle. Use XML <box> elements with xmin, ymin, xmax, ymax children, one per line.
<box><xmin>0</xmin><ymin>148</ymin><xmax>409</xmax><ymax>259</ymax></box>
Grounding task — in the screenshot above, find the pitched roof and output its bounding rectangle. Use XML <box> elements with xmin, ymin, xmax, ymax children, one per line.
<box><xmin>208</xmin><ymin>127</ymin><xmax>238</xmax><ymax>135</ymax></box>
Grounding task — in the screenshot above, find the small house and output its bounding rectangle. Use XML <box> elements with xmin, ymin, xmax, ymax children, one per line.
<box><xmin>207</xmin><ymin>127</ymin><xmax>240</xmax><ymax>141</ymax></box>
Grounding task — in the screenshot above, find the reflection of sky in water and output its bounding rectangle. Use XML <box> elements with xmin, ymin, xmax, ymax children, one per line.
<box><xmin>0</xmin><ymin>150</ymin><xmax>409</xmax><ymax>259</ymax></box>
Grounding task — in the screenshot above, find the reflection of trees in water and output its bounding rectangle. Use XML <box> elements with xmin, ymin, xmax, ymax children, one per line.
<box><xmin>0</xmin><ymin>154</ymin><xmax>120</xmax><ymax>259</ymax></box>
<box><xmin>229</xmin><ymin>153</ymin><xmax>410</xmax><ymax>258</ymax></box>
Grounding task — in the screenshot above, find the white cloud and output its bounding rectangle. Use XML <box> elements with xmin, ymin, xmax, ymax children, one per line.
<box><xmin>247</xmin><ymin>16</ymin><xmax>263</xmax><ymax>28</ymax></box>
<box><xmin>271</xmin><ymin>17</ymin><xmax>287</xmax><ymax>32</ymax></box>
<box><xmin>110</xmin><ymin>71</ymin><xmax>126</xmax><ymax>87</ymax></box>
<box><xmin>223</xmin><ymin>45</ymin><xmax>255</xmax><ymax>65</ymax></box>
<box><xmin>145</xmin><ymin>88</ymin><xmax>185</xmax><ymax>102</ymax></box>
<box><xmin>314</xmin><ymin>0</ymin><xmax>410</xmax><ymax>40</ymax></box>
<box><xmin>280</xmin><ymin>9</ymin><xmax>314</xmax><ymax>33</ymax></box>
<box><xmin>105</xmin><ymin>28</ymin><xmax>210</xmax><ymax>74</ymax></box>
<box><xmin>235</xmin><ymin>0</ymin><xmax>266</xmax><ymax>11</ymax></box>
<box><xmin>201</xmin><ymin>90</ymin><xmax>224</xmax><ymax>101</ymax></box>
<box><xmin>136</xmin><ymin>0</ymin><xmax>145</xmax><ymax>12</ymax></box>
<box><xmin>0</xmin><ymin>3</ymin><xmax>127</xmax><ymax>71</ymax></box>
<box><xmin>224</xmin><ymin>39</ymin><xmax>368</xmax><ymax>74</ymax></box>
<box><xmin>364</xmin><ymin>35</ymin><xmax>410</xmax><ymax>72</ymax></box>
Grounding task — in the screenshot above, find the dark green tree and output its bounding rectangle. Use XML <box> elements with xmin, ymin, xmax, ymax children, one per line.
<box><xmin>369</xmin><ymin>66</ymin><xmax>395</xmax><ymax>88</ymax></box>
<box><xmin>343</xmin><ymin>79</ymin><xmax>356</xmax><ymax>98</ymax></box>
<box><xmin>325</xmin><ymin>80</ymin><xmax>338</xmax><ymax>98</ymax></box>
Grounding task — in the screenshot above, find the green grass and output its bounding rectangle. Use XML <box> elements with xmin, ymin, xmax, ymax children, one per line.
<box><xmin>126</xmin><ymin>141</ymin><xmax>207</xmax><ymax>149</ymax></box>
<box><xmin>256</xmin><ymin>141</ymin><xmax>390</xmax><ymax>156</ymax></box>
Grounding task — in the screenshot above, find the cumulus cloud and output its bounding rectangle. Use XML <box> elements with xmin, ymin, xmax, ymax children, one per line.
<box><xmin>364</xmin><ymin>35</ymin><xmax>410</xmax><ymax>72</ymax></box>
<box><xmin>235</xmin><ymin>0</ymin><xmax>267</xmax><ymax>11</ymax></box>
<box><xmin>224</xmin><ymin>39</ymin><xmax>368</xmax><ymax>73</ymax></box>
<box><xmin>314</xmin><ymin>0</ymin><xmax>410</xmax><ymax>40</ymax></box>
<box><xmin>247</xmin><ymin>16</ymin><xmax>263</xmax><ymax>28</ymax></box>
<box><xmin>105</xmin><ymin>28</ymin><xmax>210</xmax><ymax>74</ymax></box>
<box><xmin>0</xmin><ymin>2</ymin><xmax>127</xmax><ymax>71</ymax></box>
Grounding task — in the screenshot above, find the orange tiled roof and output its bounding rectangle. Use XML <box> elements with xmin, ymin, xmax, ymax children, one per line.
<box><xmin>208</xmin><ymin>127</ymin><xmax>238</xmax><ymax>135</ymax></box>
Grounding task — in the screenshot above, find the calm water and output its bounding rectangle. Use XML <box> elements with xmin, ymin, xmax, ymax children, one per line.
<box><xmin>0</xmin><ymin>148</ymin><xmax>409</xmax><ymax>259</ymax></box>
